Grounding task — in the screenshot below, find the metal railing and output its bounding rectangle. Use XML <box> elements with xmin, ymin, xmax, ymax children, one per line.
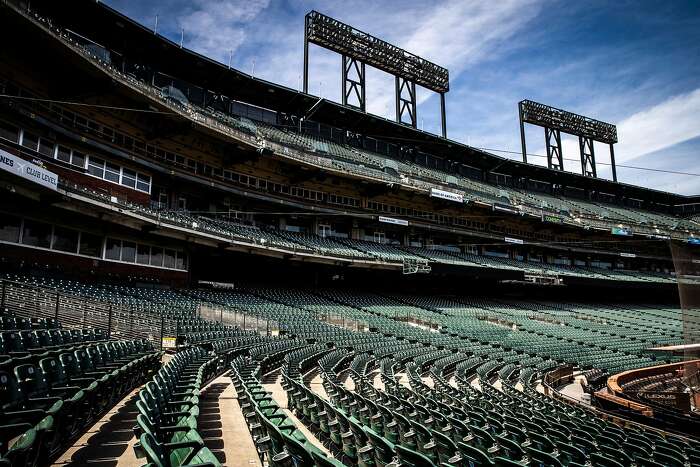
<box><xmin>198</xmin><ymin>304</ymin><xmax>279</xmax><ymax>336</ymax></box>
<box><xmin>1</xmin><ymin>279</ymin><xmax>181</xmax><ymax>348</ymax></box>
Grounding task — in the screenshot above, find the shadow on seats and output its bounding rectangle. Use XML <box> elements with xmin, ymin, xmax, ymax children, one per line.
<box><xmin>198</xmin><ymin>382</ymin><xmax>228</xmax><ymax>464</ymax></box>
<box><xmin>56</xmin><ymin>391</ymin><xmax>140</xmax><ymax>467</ymax></box>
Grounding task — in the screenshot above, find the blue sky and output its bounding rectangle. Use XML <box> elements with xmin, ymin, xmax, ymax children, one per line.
<box><xmin>104</xmin><ymin>0</ymin><xmax>700</xmax><ymax>195</ymax></box>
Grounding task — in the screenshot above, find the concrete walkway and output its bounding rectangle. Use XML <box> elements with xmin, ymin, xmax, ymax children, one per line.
<box><xmin>470</xmin><ymin>376</ymin><xmax>482</xmax><ymax>391</ymax></box>
<box><xmin>308</xmin><ymin>372</ymin><xmax>329</xmax><ymax>400</ymax></box>
<box><xmin>559</xmin><ymin>375</ymin><xmax>590</xmax><ymax>404</ymax></box>
<box><xmin>52</xmin><ymin>387</ymin><xmax>142</xmax><ymax>467</ymax></box>
<box><xmin>201</xmin><ymin>374</ymin><xmax>262</xmax><ymax>467</ymax></box>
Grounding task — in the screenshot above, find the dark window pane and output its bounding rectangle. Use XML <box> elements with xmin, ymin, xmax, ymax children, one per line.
<box><xmin>87</xmin><ymin>157</ymin><xmax>104</xmax><ymax>177</ymax></box>
<box><xmin>136</xmin><ymin>244</ymin><xmax>150</xmax><ymax>264</ymax></box>
<box><xmin>150</xmin><ymin>248</ymin><xmax>163</xmax><ymax>267</ymax></box>
<box><xmin>38</xmin><ymin>139</ymin><xmax>54</xmax><ymax>157</ymax></box>
<box><xmin>121</xmin><ymin>241</ymin><xmax>136</xmax><ymax>262</ymax></box>
<box><xmin>136</xmin><ymin>174</ymin><xmax>150</xmax><ymax>192</ymax></box>
<box><xmin>0</xmin><ymin>214</ymin><xmax>21</xmax><ymax>242</ymax></box>
<box><xmin>176</xmin><ymin>252</ymin><xmax>188</xmax><ymax>270</ymax></box>
<box><xmin>52</xmin><ymin>226</ymin><xmax>79</xmax><ymax>252</ymax></box>
<box><xmin>21</xmin><ymin>132</ymin><xmax>39</xmax><ymax>150</ymax></box>
<box><xmin>56</xmin><ymin>146</ymin><xmax>71</xmax><ymax>163</ymax></box>
<box><xmin>163</xmin><ymin>249</ymin><xmax>176</xmax><ymax>268</ymax></box>
<box><xmin>105</xmin><ymin>238</ymin><xmax>121</xmax><ymax>260</ymax></box>
<box><xmin>22</xmin><ymin>219</ymin><xmax>52</xmax><ymax>248</ymax></box>
<box><xmin>71</xmin><ymin>151</ymin><xmax>86</xmax><ymax>169</ymax></box>
<box><xmin>121</xmin><ymin>168</ymin><xmax>136</xmax><ymax>188</ymax></box>
<box><xmin>79</xmin><ymin>232</ymin><xmax>102</xmax><ymax>257</ymax></box>
<box><xmin>105</xmin><ymin>163</ymin><xmax>120</xmax><ymax>183</ymax></box>
<box><xmin>0</xmin><ymin>121</ymin><xmax>18</xmax><ymax>142</ymax></box>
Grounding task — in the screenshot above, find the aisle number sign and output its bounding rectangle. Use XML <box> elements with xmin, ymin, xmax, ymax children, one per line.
<box><xmin>162</xmin><ymin>337</ymin><xmax>177</xmax><ymax>349</ymax></box>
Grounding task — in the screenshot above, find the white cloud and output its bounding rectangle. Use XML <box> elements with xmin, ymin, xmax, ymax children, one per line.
<box><xmin>367</xmin><ymin>0</ymin><xmax>543</xmax><ymax>115</ymax></box>
<box><xmin>176</xmin><ymin>0</ymin><xmax>271</xmax><ymax>64</ymax></box>
<box><xmin>615</xmin><ymin>87</ymin><xmax>700</xmax><ymax>163</ymax></box>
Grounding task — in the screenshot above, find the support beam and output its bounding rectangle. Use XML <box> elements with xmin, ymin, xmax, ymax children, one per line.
<box><xmin>341</xmin><ymin>55</ymin><xmax>366</xmax><ymax>111</ymax></box>
<box><xmin>440</xmin><ymin>92</ymin><xmax>447</xmax><ymax>138</ymax></box>
<box><xmin>579</xmin><ymin>136</ymin><xmax>596</xmax><ymax>177</ymax></box>
<box><xmin>519</xmin><ymin>102</ymin><xmax>527</xmax><ymax>163</ymax></box>
<box><xmin>396</xmin><ymin>76</ymin><xmax>417</xmax><ymax>128</ymax></box>
<box><xmin>609</xmin><ymin>143</ymin><xmax>618</xmax><ymax>182</ymax></box>
<box><xmin>303</xmin><ymin>15</ymin><xmax>309</xmax><ymax>93</ymax></box>
<box><xmin>545</xmin><ymin>127</ymin><xmax>563</xmax><ymax>171</ymax></box>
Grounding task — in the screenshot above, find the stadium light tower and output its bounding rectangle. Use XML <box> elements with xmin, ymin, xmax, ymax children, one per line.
<box><xmin>518</xmin><ymin>100</ymin><xmax>619</xmax><ymax>181</ymax></box>
<box><xmin>303</xmin><ymin>11</ymin><xmax>450</xmax><ymax>137</ymax></box>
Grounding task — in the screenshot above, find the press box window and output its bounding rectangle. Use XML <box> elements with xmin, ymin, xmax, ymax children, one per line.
<box><xmin>121</xmin><ymin>168</ymin><xmax>136</xmax><ymax>189</ymax></box>
<box><xmin>38</xmin><ymin>139</ymin><xmax>55</xmax><ymax>157</ymax></box>
<box><xmin>22</xmin><ymin>219</ymin><xmax>52</xmax><ymax>248</ymax></box>
<box><xmin>87</xmin><ymin>157</ymin><xmax>105</xmax><ymax>177</ymax></box>
<box><xmin>121</xmin><ymin>241</ymin><xmax>136</xmax><ymax>262</ymax></box>
<box><xmin>0</xmin><ymin>214</ymin><xmax>21</xmax><ymax>243</ymax></box>
<box><xmin>21</xmin><ymin>132</ymin><xmax>39</xmax><ymax>151</ymax></box>
<box><xmin>163</xmin><ymin>249</ymin><xmax>176</xmax><ymax>268</ymax></box>
<box><xmin>52</xmin><ymin>226</ymin><xmax>79</xmax><ymax>253</ymax></box>
<box><xmin>104</xmin><ymin>238</ymin><xmax>121</xmax><ymax>260</ymax></box>
<box><xmin>70</xmin><ymin>150</ymin><xmax>86</xmax><ymax>169</ymax></box>
<box><xmin>136</xmin><ymin>244</ymin><xmax>150</xmax><ymax>265</ymax></box>
<box><xmin>150</xmin><ymin>248</ymin><xmax>164</xmax><ymax>267</ymax></box>
<box><xmin>79</xmin><ymin>232</ymin><xmax>102</xmax><ymax>257</ymax></box>
<box><xmin>104</xmin><ymin>163</ymin><xmax>120</xmax><ymax>183</ymax></box>
<box><xmin>56</xmin><ymin>146</ymin><xmax>72</xmax><ymax>164</ymax></box>
<box><xmin>136</xmin><ymin>174</ymin><xmax>151</xmax><ymax>193</ymax></box>
<box><xmin>175</xmin><ymin>252</ymin><xmax>187</xmax><ymax>270</ymax></box>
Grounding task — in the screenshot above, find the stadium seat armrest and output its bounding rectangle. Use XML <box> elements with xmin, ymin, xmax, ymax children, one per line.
<box><xmin>0</xmin><ymin>422</ymin><xmax>33</xmax><ymax>450</ymax></box>
<box><xmin>28</xmin><ymin>395</ymin><xmax>62</xmax><ymax>406</ymax></box>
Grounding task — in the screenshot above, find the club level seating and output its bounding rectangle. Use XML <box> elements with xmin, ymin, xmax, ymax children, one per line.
<box><xmin>36</xmin><ymin>203</ymin><xmax>678</xmax><ymax>283</ymax></box>
<box><xmin>9</xmin><ymin>274</ymin><xmax>689</xmax><ymax>374</ymax></box>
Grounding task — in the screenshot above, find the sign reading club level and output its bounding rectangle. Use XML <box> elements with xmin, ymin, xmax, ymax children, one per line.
<box><xmin>0</xmin><ymin>149</ymin><xmax>58</xmax><ymax>191</ymax></box>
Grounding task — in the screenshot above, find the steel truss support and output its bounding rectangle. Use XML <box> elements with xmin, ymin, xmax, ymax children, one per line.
<box><xmin>579</xmin><ymin>136</ymin><xmax>596</xmax><ymax>177</ymax></box>
<box><xmin>342</xmin><ymin>55</ymin><xmax>366</xmax><ymax>111</ymax></box>
<box><xmin>609</xmin><ymin>143</ymin><xmax>617</xmax><ymax>182</ymax></box>
<box><xmin>395</xmin><ymin>76</ymin><xmax>417</xmax><ymax>128</ymax></box>
<box><xmin>519</xmin><ymin>101</ymin><xmax>528</xmax><ymax>163</ymax></box>
<box><xmin>440</xmin><ymin>92</ymin><xmax>447</xmax><ymax>138</ymax></box>
<box><xmin>545</xmin><ymin>127</ymin><xmax>563</xmax><ymax>171</ymax></box>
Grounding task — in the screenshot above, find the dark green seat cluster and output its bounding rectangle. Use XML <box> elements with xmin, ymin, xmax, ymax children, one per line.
<box><xmin>231</xmin><ymin>355</ymin><xmax>343</xmax><ymax>467</ymax></box>
<box><xmin>133</xmin><ymin>333</ymin><xmax>258</xmax><ymax>467</ymax></box>
<box><xmin>227</xmin><ymin>332</ymin><xmax>700</xmax><ymax>467</ymax></box>
<box><xmin>0</xmin><ymin>318</ymin><xmax>160</xmax><ymax>466</ymax></box>
<box><xmin>1</xmin><ymin>314</ymin><xmax>105</xmax><ymax>362</ymax></box>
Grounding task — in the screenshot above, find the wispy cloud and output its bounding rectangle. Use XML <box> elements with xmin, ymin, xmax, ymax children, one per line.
<box><xmin>615</xmin><ymin>87</ymin><xmax>700</xmax><ymax>163</ymax></box>
<box><xmin>176</xmin><ymin>0</ymin><xmax>271</xmax><ymax>64</ymax></box>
